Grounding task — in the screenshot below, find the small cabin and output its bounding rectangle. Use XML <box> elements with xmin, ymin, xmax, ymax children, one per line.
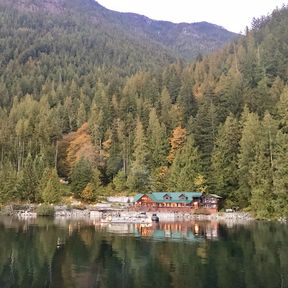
<box><xmin>202</xmin><ymin>194</ymin><xmax>222</xmax><ymax>209</ymax></box>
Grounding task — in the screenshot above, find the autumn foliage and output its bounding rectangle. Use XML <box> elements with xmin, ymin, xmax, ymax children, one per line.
<box><xmin>167</xmin><ymin>127</ymin><xmax>187</xmax><ymax>163</ymax></box>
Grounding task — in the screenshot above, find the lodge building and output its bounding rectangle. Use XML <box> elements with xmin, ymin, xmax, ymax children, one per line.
<box><xmin>133</xmin><ymin>192</ymin><xmax>222</xmax><ymax>213</ymax></box>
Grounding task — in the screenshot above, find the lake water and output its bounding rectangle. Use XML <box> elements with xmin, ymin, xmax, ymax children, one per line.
<box><xmin>0</xmin><ymin>217</ymin><xmax>287</xmax><ymax>288</ymax></box>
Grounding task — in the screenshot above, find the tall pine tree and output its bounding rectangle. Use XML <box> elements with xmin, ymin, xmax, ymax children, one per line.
<box><xmin>168</xmin><ymin>135</ymin><xmax>200</xmax><ymax>191</ymax></box>
<box><xmin>127</xmin><ymin>118</ymin><xmax>150</xmax><ymax>192</ymax></box>
<box><xmin>211</xmin><ymin>114</ymin><xmax>240</xmax><ymax>201</ymax></box>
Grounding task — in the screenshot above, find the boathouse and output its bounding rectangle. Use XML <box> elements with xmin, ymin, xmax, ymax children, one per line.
<box><xmin>133</xmin><ymin>192</ymin><xmax>222</xmax><ymax>213</ymax></box>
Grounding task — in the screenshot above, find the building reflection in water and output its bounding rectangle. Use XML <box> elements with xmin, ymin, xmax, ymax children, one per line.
<box><xmin>0</xmin><ymin>216</ymin><xmax>219</xmax><ymax>243</ymax></box>
<box><xmin>98</xmin><ymin>221</ymin><xmax>219</xmax><ymax>242</ymax></box>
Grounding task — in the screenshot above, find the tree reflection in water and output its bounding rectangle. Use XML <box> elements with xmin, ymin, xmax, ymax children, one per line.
<box><xmin>0</xmin><ymin>216</ymin><xmax>287</xmax><ymax>288</ymax></box>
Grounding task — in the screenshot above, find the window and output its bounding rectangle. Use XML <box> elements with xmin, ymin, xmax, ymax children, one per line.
<box><xmin>179</xmin><ymin>194</ymin><xmax>187</xmax><ymax>200</ymax></box>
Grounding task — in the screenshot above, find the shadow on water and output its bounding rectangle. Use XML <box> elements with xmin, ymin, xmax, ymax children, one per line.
<box><xmin>0</xmin><ymin>216</ymin><xmax>287</xmax><ymax>288</ymax></box>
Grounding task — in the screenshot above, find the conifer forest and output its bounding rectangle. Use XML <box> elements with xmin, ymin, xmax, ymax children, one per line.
<box><xmin>0</xmin><ymin>0</ymin><xmax>288</xmax><ymax>219</ymax></box>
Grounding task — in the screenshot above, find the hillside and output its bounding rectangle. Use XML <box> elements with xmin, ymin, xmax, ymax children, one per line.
<box><xmin>0</xmin><ymin>0</ymin><xmax>174</xmax><ymax>75</ymax></box>
<box><xmin>0</xmin><ymin>0</ymin><xmax>237</xmax><ymax>60</ymax></box>
<box><xmin>102</xmin><ymin>11</ymin><xmax>237</xmax><ymax>59</ymax></box>
<box><xmin>0</xmin><ymin>1</ymin><xmax>288</xmax><ymax>219</ymax></box>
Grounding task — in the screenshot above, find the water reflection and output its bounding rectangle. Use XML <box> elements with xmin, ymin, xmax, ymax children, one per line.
<box><xmin>97</xmin><ymin>221</ymin><xmax>220</xmax><ymax>242</ymax></box>
<box><xmin>0</xmin><ymin>216</ymin><xmax>287</xmax><ymax>288</ymax></box>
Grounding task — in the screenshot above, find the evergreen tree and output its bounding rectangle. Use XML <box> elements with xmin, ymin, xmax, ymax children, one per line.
<box><xmin>41</xmin><ymin>168</ymin><xmax>62</xmax><ymax>204</ymax></box>
<box><xmin>276</xmin><ymin>87</ymin><xmax>288</xmax><ymax>133</ymax></box>
<box><xmin>168</xmin><ymin>135</ymin><xmax>200</xmax><ymax>191</ymax></box>
<box><xmin>193</xmin><ymin>96</ymin><xmax>218</xmax><ymax>173</ymax></box>
<box><xmin>272</xmin><ymin>131</ymin><xmax>288</xmax><ymax>217</ymax></box>
<box><xmin>0</xmin><ymin>162</ymin><xmax>18</xmax><ymax>203</ymax></box>
<box><xmin>76</xmin><ymin>102</ymin><xmax>87</xmax><ymax>128</ymax></box>
<box><xmin>177</xmin><ymin>71</ymin><xmax>197</xmax><ymax>121</ymax></box>
<box><xmin>214</xmin><ymin>67</ymin><xmax>243</xmax><ymax>121</ymax></box>
<box><xmin>163</xmin><ymin>64</ymin><xmax>181</xmax><ymax>103</ymax></box>
<box><xmin>150</xmin><ymin>166</ymin><xmax>170</xmax><ymax>192</ymax></box>
<box><xmin>70</xmin><ymin>158</ymin><xmax>93</xmax><ymax>198</ymax></box>
<box><xmin>237</xmin><ymin>111</ymin><xmax>261</xmax><ymax>207</ymax></box>
<box><xmin>211</xmin><ymin>114</ymin><xmax>240</xmax><ymax>200</ymax></box>
<box><xmin>160</xmin><ymin>87</ymin><xmax>172</xmax><ymax>130</ymax></box>
<box><xmin>127</xmin><ymin>119</ymin><xmax>150</xmax><ymax>192</ymax></box>
<box><xmin>91</xmin><ymin>167</ymin><xmax>102</xmax><ymax>193</ymax></box>
<box><xmin>113</xmin><ymin>170</ymin><xmax>127</xmax><ymax>192</ymax></box>
<box><xmin>80</xmin><ymin>168</ymin><xmax>102</xmax><ymax>203</ymax></box>
<box><xmin>147</xmin><ymin>108</ymin><xmax>168</xmax><ymax>169</ymax></box>
<box><xmin>272</xmin><ymin>86</ymin><xmax>288</xmax><ymax>217</ymax></box>
<box><xmin>250</xmin><ymin>113</ymin><xmax>277</xmax><ymax>218</ymax></box>
<box><xmin>105</xmin><ymin>129</ymin><xmax>122</xmax><ymax>179</ymax></box>
<box><xmin>17</xmin><ymin>154</ymin><xmax>40</xmax><ymax>202</ymax></box>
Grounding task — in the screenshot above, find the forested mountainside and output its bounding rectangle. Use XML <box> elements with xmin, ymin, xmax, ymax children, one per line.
<box><xmin>0</xmin><ymin>0</ymin><xmax>288</xmax><ymax>218</ymax></box>
<box><xmin>102</xmin><ymin>15</ymin><xmax>237</xmax><ymax>60</ymax></box>
<box><xmin>0</xmin><ymin>0</ymin><xmax>237</xmax><ymax>61</ymax></box>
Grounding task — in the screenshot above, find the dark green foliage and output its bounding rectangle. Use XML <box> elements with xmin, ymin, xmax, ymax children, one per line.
<box><xmin>272</xmin><ymin>131</ymin><xmax>288</xmax><ymax>217</ymax></box>
<box><xmin>147</xmin><ymin>108</ymin><xmax>169</xmax><ymax>169</ymax></box>
<box><xmin>0</xmin><ymin>162</ymin><xmax>18</xmax><ymax>203</ymax></box>
<box><xmin>70</xmin><ymin>158</ymin><xmax>93</xmax><ymax>198</ymax></box>
<box><xmin>113</xmin><ymin>171</ymin><xmax>127</xmax><ymax>192</ymax></box>
<box><xmin>193</xmin><ymin>96</ymin><xmax>218</xmax><ymax>173</ymax></box>
<box><xmin>127</xmin><ymin>119</ymin><xmax>150</xmax><ymax>192</ymax></box>
<box><xmin>40</xmin><ymin>168</ymin><xmax>62</xmax><ymax>204</ymax></box>
<box><xmin>17</xmin><ymin>154</ymin><xmax>41</xmax><ymax>202</ymax></box>
<box><xmin>211</xmin><ymin>114</ymin><xmax>240</xmax><ymax>200</ymax></box>
<box><xmin>70</xmin><ymin>157</ymin><xmax>102</xmax><ymax>199</ymax></box>
<box><xmin>237</xmin><ymin>111</ymin><xmax>261</xmax><ymax>207</ymax></box>
<box><xmin>168</xmin><ymin>135</ymin><xmax>201</xmax><ymax>191</ymax></box>
<box><xmin>250</xmin><ymin>113</ymin><xmax>277</xmax><ymax>218</ymax></box>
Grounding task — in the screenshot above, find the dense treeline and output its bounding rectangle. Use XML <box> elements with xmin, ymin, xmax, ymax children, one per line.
<box><xmin>1</xmin><ymin>2</ymin><xmax>288</xmax><ymax>218</ymax></box>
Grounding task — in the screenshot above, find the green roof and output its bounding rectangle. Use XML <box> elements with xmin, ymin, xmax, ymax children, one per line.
<box><xmin>133</xmin><ymin>193</ymin><xmax>144</xmax><ymax>203</ymax></box>
<box><xmin>133</xmin><ymin>192</ymin><xmax>203</xmax><ymax>203</ymax></box>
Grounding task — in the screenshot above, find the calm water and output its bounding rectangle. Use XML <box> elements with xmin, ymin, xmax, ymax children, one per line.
<box><xmin>0</xmin><ymin>217</ymin><xmax>287</xmax><ymax>288</ymax></box>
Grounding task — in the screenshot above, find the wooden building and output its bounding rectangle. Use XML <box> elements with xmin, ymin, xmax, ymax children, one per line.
<box><xmin>133</xmin><ymin>192</ymin><xmax>222</xmax><ymax>213</ymax></box>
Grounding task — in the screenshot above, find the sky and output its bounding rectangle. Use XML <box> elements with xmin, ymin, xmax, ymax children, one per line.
<box><xmin>97</xmin><ymin>0</ymin><xmax>286</xmax><ymax>33</ymax></box>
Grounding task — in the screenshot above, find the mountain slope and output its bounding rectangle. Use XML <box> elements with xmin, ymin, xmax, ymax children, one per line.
<box><xmin>0</xmin><ymin>0</ymin><xmax>237</xmax><ymax>60</ymax></box>
<box><xmin>106</xmin><ymin>12</ymin><xmax>237</xmax><ymax>59</ymax></box>
<box><xmin>0</xmin><ymin>0</ymin><xmax>175</xmax><ymax>72</ymax></box>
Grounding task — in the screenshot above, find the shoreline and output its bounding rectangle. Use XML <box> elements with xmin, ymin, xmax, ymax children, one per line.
<box><xmin>0</xmin><ymin>203</ymin><xmax>256</xmax><ymax>222</ymax></box>
<box><xmin>1</xmin><ymin>203</ymin><xmax>287</xmax><ymax>223</ymax></box>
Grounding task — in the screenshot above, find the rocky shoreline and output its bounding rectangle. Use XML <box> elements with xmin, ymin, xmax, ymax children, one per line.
<box><xmin>1</xmin><ymin>203</ymin><xmax>287</xmax><ymax>223</ymax></box>
<box><xmin>0</xmin><ymin>204</ymin><xmax>257</xmax><ymax>222</ymax></box>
